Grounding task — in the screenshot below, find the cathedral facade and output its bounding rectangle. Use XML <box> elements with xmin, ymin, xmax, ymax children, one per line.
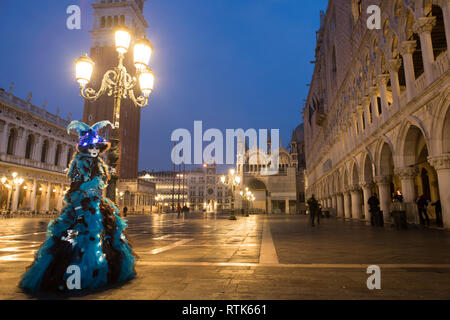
<box><xmin>303</xmin><ymin>0</ymin><xmax>450</xmax><ymax>227</ymax></box>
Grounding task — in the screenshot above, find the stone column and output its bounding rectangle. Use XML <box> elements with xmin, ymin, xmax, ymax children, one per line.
<box><xmin>428</xmin><ymin>156</ymin><xmax>450</xmax><ymax>228</ymax></box>
<box><xmin>11</xmin><ymin>185</ymin><xmax>20</xmax><ymax>211</ymax></box>
<box><xmin>375</xmin><ymin>176</ymin><xmax>392</xmax><ymax>224</ymax></box>
<box><xmin>60</xmin><ymin>144</ymin><xmax>69</xmax><ymax>168</ymax></box>
<box><xmin>377</xmin><ymin>74</ymin><xmax>391</xmax><ymax>115</ymax></box>
<box><xmin>285</xmin><ymin>198</ymin><xmax>290</xmax><ymax>214</ymax></box>
<box><xmin>56</xmin><ymin>187</ymin><xmax>64</xmax><ymax>211</ymax></box>
<box><xmin>43</xmin><ymin>182</ymin><xmax>51</xmax><ymax>212</ymax></box>
<box><xmin>413</xmin><ymin>17</ymin><xmax>437</xmax><ymax>85</ymax></box>
<box><xmin>387</xmin><ymin>58</ymin><xmax>402</xmax><ymax>107</ymax></box>
<box><xmin>17</xmin><ymin>128</ymin><xmax>28</xmax><ymax>158</ymax></box>
<box><xmin>0</xmin><ymin>122</ymin><xmax>9</xmax><ymax>154</ymax></box>
<box><xmin>350</xmin><ymin>186</ymin><xmax>363</xmax><ymax>220</ymax></box>
<box><xmin>332</xmin><ymin>194</ymin><xmax>337</xmax><ymax>216</ymax></box>
<box><xmin>267</xmin><ymin>192</ymin><xmax>272</xmax><ymax>214</ymax></box>
<box><xmin>29</xmin><ymin>179</ymin><xmax>37</xmax><ymax>212</ymax></box>
<box><xmin>47</xmin><ymin>139</ymin><xmax>56</xmax><ymax>165</ymax></box>
<box><xmin>343</xmin><ymin>190</ymin><xmax>352</xmax><ymax>220</ymax></box>
<box><xmin>337</xmin><ymin>193</ymin><xmax>344</xmax><ymax>218</ymax></box>
<box><xmin>399</xmin><ymin>40</ymin><xmax>417</xmax><ymax>101</ymax></box>
<box><xmin>395</xmin><ymin>167</ymin><xmax>418</xmax><ymax>203</ymax></box>
<box><xmin>361</xmin><ymin>183</ymin><xmax>373</xmax><ymax>223</ymax></box>
<box><xmin>442</xmin><ymin>1</ymin><xmax>450</xmax><ymax>55</ymax></box>
<box><xmin>33</xmin><ymin>135</ymin><xmax>43</xmax><ymax>162</ymax></box>
<box><xmin>368</xmin><ymin>88</ymin><xmax>379</xmax><ymax>123</ymax></box>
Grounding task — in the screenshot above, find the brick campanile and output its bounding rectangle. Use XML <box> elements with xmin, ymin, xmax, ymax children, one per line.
<box><xmin>83</xmin><ymin>0</ymin><xmax>148</xmax><ymax>179</ymax></box>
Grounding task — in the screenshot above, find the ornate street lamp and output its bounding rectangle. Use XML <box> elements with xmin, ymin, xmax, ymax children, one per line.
<box><xmin>155</xmin><ymin>194</ymin><xmax>163</xmax><ymax>214</ymax></box>
<box><xmin>74</xmin><ymin>27</ymin><xmax>155</xmax><ymax>203</ymax></box>
<box><xmin>220</xmin><ymin>169</ymin><xmax>241</xmax><ymax>220</ymax></box>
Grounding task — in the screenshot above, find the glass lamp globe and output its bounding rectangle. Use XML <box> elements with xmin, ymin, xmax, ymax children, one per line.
<box><xmin>75</xmin><ymin>54</ymin><xmax>95</xmax><ymax>88</ymax></box>
<box><xmin>139</xmin><ymin>68</ymin><xmax>155</xmax><ymax>97</ymax></box>
<box><xmin>115</xmin><ymin>28</ymin><xmax>132</xmax><ymax>54</ymax></box>
<box><xmin>134</xmin><ymin>38</ymin><xmax>153</xmax><ymax>72</ymax></box>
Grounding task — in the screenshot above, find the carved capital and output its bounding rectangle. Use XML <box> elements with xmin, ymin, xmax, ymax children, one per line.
<box><xmin>361</xmin><ymin>96</ymin><xmax>371</xmax><ymax>106</ymax></box>
<box><xmin>374</xmin><ymin>175</ymin><xmax>391</xmax><ymax>185</ymax></box>
<box><xmin>428</xmin><ymin>155</ymin><xmax>450</xmax><ymax>170</ymax></box>
<box><xmin>349</xmin><ymin>184</ymin><xmax>360</xmax><ymax>192</ymax></box>
<box><xmin>360</xmin><ymin>182</ymin><xmax>374</xmax><ymax>190</ymax></box>
<box><xmin>387</xmin><ymin>58</ymin><xmax>402</xmax><ymax>72</ymax></box>
<box><xmin>377</xmin><ymin>73</ymin><xmax>391</xmax><ymax>85</ymax></box>
<box><xmin>399</xmin><ymin>40</ymin><xmax>417</xmax><ymax>56</ymax></box>
<box><xmin>395</xmin><ymin>166</ymin><xmax>418</xmax><ymax>180</ymax></box>
<box><xmin>412</xmin><ymin>17</ymin><xmax>436</xmax><ymax>34</ymax></box>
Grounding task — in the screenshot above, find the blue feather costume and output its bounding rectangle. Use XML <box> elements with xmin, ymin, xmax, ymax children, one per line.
<box><xmin>19</xmin><ymin>121</ymin><xmax>137</xmax><ymax>292</ymax></box>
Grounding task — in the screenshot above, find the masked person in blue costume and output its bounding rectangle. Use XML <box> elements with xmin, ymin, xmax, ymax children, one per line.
<box><xmin>19</xmin><ymin>121</ymin><xmax>137</xmax><ymax>293</ymax></box>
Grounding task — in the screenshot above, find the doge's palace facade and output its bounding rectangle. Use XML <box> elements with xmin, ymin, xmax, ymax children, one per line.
<box><xmin>304</xmin><ymin>0</ymin><xmax>450</xmax><ymax>227</ymax></box>
<box><xmin>0</xmin><ymin>88</ymin><xmax>78</xmax><ymax>214</ymax></box>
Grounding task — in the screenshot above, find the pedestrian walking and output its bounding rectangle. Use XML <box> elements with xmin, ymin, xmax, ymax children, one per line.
<box><xmin>416</xmin><ymin>195</ymin><xmax>430</xmax><ymax>226</ymax></box>
<box><xmin>123</xmin><ymin>206</ymin><xmax>128</xmax><ymax>217</ymax></box>
<box><xmin>368</xmin><ymin>193</ymin><xmax>381</xmax><ymax>226</ymax></box>
<box><xmin>432</xmin><ymin>200</ymin><xmax>443</xmax><ymax>227</ymax></box>
<box><xmin>307</xmin><ymin>195</ymin><xmax>320</xmax><ymax>227</ymax></box>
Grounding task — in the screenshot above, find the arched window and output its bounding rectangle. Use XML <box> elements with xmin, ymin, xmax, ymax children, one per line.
<box><xmin>41</xmin><ymin>140</ymin><xmax>49</xmax><ymax>163</ymax></box>
<box><xmin>120</xmin><ymin>15</ymin><xmax>125</xmax><ymax>26</ymax></box>
<box><xmin>54</xmin><ymin>144</ymin><xmax>62</xmax><ymax>166</ymax></box>
<box><xmin>7</xmin><ymin>128</ymin><xmax>17</xmax><ymax>155</ymax></box>
<box><xmin>430</xmin><ymin>5</ymin><xmax>447</xmax><ymax>59</ymax></box>
<box><xmin>25</xmin><ymin>134</ymin><xmax>34</xmax><ymax>159</ymax></box>
<box><xmin>113</xmin><ymin>16</ymin><xmax>119</xmax><ymax>26</ymax></box>
<box><xmin>107</xmin><ymin>16</ymin><xmax>112</xmax><ymax>28</ymax></box>
<box><xmin>101</xmin><ymin>16</ymin><xmax>106</xmax><ymax>28</ymax></box>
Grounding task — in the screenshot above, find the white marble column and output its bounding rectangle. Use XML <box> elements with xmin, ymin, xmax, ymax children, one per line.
<box><xmin>56</xmin><ymin>187</ymin><xmax>64</xmax><ymax>211</ymax></box>
<box><xmin>413</xmin><ymin>17</ymin><xmax>436</xmax><ymax>85</ymax></box>
<box><xmin>387</xmin><ymin>58</ymin><xmax>402</xmax><ymax>108</ymax></box>
<box><xmin>285</xmin><ymin>198</ymin><xmax>290</xmax><ymax>214</ymax></box>
<box><xmin>428</xmin><ymin>156</ymin><xmax>450</xmax><ymax>228</ymax></box>
<box><xmin>375</xmin><ymin>176</ymin><xmax>392</xmax><ymax>224</ymax></box>
<box><xmin>399</xmin><ymin>40</ymin><xmax>417</xmax><ymax>101</ymax></box>
<box><xmin>361</xmin><ymin>183</ymin><xmax>373</xmax><ymax>223</ymax></box>
<box><xmin>350</xmin><ymin>186</ymin><xmax>363</xmax><ymax>220</ymax></box>
<box><xmin>343</xmin><ymin>190</ymin><xmax>352</xmax><ymax>220</ymax></box>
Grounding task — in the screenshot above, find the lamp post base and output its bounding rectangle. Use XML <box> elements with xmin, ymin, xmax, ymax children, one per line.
<box><xmin>229</xmin><ymin>214</ymin><xmax>237</xmax><ymax>220</ymax></box>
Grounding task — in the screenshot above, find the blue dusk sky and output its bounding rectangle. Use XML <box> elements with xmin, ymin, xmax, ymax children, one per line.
<box><xmin>0</xmin><ymin>0</ymin><xmax>328</xmax><ymax>172</ymax></box>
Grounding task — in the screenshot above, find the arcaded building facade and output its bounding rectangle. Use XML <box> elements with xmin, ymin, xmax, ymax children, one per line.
<box><xmin>304</xmin><ymin>1</ymin><xmax>449</xmax><ymax>227</ymax></box>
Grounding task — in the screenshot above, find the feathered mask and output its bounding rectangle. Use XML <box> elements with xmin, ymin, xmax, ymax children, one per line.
<box><xmin>67</xmin><ymin>120</ymin><xmax>112</xmax><ymax>154</ymax></box>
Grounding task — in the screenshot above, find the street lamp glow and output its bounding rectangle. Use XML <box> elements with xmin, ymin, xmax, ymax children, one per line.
<box><xmin>139</xmin><ymin>68</ymin><xmax>155</xmax><ymax>97</ymax></box>
<box><xmin>229</xmin><ymin>169</ymin><xmax>235</xmax><ymax>176</ymax></box>
<box><xmin>134</xmin><ymin>38</ymin><xmax>153</xmax><ymax>72</ymax></box>
<box><xmin>115</xmin><ymin>28</ymin><xmax>132</xmax><ymax>54</ymax></box>
<box><xmin>75</xmin><ymin>54</ymin><xmax>95</xmax><ymax>88</ymax></box>
<box><xmin>1</xmin><ymin>177</ymin><xmax>6</xmax><ymax>184</ymax></box>
<box><xmin>12</xmin><ymin>172</ymin><xmax>18</xmax><ymax>178</ymax></box>
<box><xmin>234</xmin><ymin>176</ymin><xmax>241</xmax><ymax>184</ymax></box>
<box><xmin>220</xmin><ymin>176</ymin><xmax>226</xmax><ymax>184</ymax></box>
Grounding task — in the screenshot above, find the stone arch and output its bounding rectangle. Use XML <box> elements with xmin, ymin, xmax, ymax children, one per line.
<box><xmin>362</xmin><ymin>152</ymin><xmax>375</xmax><ymax>184</ymax></box>
<box><xmin>442</xmin><ymin>103</ymin><xmax>450</xmax><ymax>154</ymax></box>
<box><xmin>350</xmin><ymin>160</ymin><xmax>360</xmax><ymax>186</ymax></box>
<box><xmin>6</xmin><ymin>127</ymin><xmax>18</xmax><ymax>155</ymax></box>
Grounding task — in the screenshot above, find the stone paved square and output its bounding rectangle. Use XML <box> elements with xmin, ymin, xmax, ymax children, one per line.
<box><xmin>1</xmin><ymin>213</ymin><xmax>450</xmax><ymax>300</ymax></box>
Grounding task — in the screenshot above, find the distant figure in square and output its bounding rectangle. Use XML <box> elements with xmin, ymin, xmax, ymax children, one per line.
<box><xmin>307</xmin><ymin>195</ymin><xmax>320</xmax><ymax>227</ymax></box>
<box><xmin>416</xmin><ymin>195</ymin><xmax>430</xmax><ymax>226</ymax></box>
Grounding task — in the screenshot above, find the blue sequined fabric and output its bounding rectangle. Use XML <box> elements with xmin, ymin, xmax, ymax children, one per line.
<box><xmin>19</xmin><ymin>153</ymin><xmax>137</xmax><ymax>292</ymax></box>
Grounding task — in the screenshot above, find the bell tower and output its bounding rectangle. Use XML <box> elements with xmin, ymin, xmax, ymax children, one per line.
<box><xmin>83</xmin><ymin>0</ymin><xmax>149</xmax><ymax>179</ymax></box>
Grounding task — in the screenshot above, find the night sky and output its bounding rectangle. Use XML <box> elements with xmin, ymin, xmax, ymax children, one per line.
<box><xmin>0</xmin><ymin>0</ymin><xmax>328</xmax><ymax>172</ymax></box>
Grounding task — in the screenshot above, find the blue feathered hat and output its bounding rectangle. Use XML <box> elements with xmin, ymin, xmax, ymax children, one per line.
<box><xmin>67</xmin><ymin>120</ymin><xmax>112</xmax><ymax>153</ymax></box>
